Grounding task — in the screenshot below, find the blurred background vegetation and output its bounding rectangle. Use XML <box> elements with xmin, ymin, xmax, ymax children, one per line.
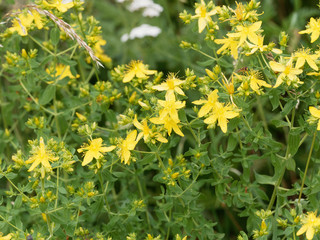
<box><xmin>0</xmin><ymin>0</ymin><xmax>319</xmax><ymax>75</ymax></box>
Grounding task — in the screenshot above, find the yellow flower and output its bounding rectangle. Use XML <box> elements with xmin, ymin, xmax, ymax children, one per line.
<box><xmin>269</xmin><ymin>58</ymin><xmax>303</xmax><ymax>88</ymax></box>
<box><xmin>246</xmin><ymin>35</ymin><xmax>267</xmax><ymax>55</ymax></box>
<box><xmin>87</xmin><ymin>35</ymin><xmax>112</xmax><ymax>66</ymax></box>
<box><xmin>192</xmin><ymin>0</ymin><xmax>219</xmax><ymax>33</ymax></box>
<box><xmin>203</xmin><ymin>102</ymin><xmax>239</xmax><ymax>133</ymax></box>
<box><xmin>25</xmin><ymin>137</ymin><xmax>59</xmax><ymax>178</ymax></box>
<box><xmin>150</xmin><ymin>94</ymin><xmax>184</xmax><ymax>137</ymax></box>
<box><xmin>30</xmin><ymin>10</ymin><xmax>44</xmax><ymax>30</ymax></box>
<box><xmin>123</xmin><ymin>60</ymin><xmax>156</xmax><ymax>83</ymax></box>
<box><xmin>297</xmin><ymin>211</ymin><xmax>320</xmax><ymax>240</ymax></box>
<box><xmin>133</xmin><ymin>115</ymin><xmax>168</xmax><ymax>143</ymax></box>
<box><xmin>46</xmin><ymin>64</ymin><xmax>79</xmax><ymax>82</ymax></box>
<box><xmin>157</xmin><ymin>93</ymin><xmax>185</xmax><ymax>122</ymax></box>
<box><xmin>227</xmin><ymin>21</ymin><xmax>262</xmax><ymax>47</ymax></box>
<box><xmin>8</xmin><ymin>10</ymin><xmax>44</xmax><ymax>36</ymax></box>
<box><xmin>77</xmin><ymin>138</ymin><xmax>116</xmax><ymax>166</ymax></box>
<box><xmin>9</xmin><ymin>12</ymin><xmax>34</xmax><ymax>36</ymax></box>
<box><xmin>152</xmin><ymin>73</ymin><xmax>185</xmax><ymax>97</ymax></box>
<box><xmin>309</xmin><ymin>106</ymin><xmax>320</xmax><ymax>130</ymax></box>
<box><xmin>299</xmin><ymin>17</ymin><xmax>320</xmax><ymax>43</ymax></box>
<box><xmin>215</xmin><ymin>36</ymin><xmax>239</xmax><ymax>59</ymax></box>
<box><xmin>236</xmin><ymin>70</ymin><xmax>271</xmax><ymax>95</ymax></box>
<box><xmin>229</xmin><ymin>1</ymin><xmax>261</xmax><ymax>23</ymax></box>
<box><xmin>293</xmin><ymin>48</ymin><xmax>319</xmax><ymax>71</ymax></box>
<box><xmin>0</xmin><ymin>233</ymin><xmax>12</xmax><ymax>240</ymax></box>
<box><xmin>175</xmin><ymin>234</ymin><xmax>187</xmax><ymax>240</ymax></box>
<box><xmin>193</xmin><ymin>89</ymin><xmax>219</xmax><ymax>117</ymax></box>
<box><xmin>118</xmin><ymin>130</ymin><xmax>139</xmax><ymax>165</ymax></box>
<box><xmin>43</xmin><ymin>0</ymin><xmax>75</xmax><ymax>13</ymax></box>
<box><xmin>150</xmin><ymin>114</ymin><xmax>184</xmax><ymax>137</ymax></box>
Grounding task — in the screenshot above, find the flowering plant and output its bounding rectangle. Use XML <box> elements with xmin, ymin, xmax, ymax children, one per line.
<box><xmin>1</xmin><ymin>0</ymin><xmax>320</xmax><ymax>239</ymax></box>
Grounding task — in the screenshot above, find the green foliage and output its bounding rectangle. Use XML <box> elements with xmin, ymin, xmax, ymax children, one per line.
<box><xmin>1</xmin><ymin>0</ymin><xmax>320</xmax><ymax>240</ymax></box>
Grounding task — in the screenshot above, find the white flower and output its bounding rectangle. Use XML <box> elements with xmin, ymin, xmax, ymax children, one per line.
<box><xmin>121</xmin><ymin>24</ymin><xmax>161</xmax><ymax>42</ymax></box>
<box><xmin>142</xmin><ymin>3</ymin><xmax>163</xmax><ymax>17</ymax></box>
<box><xmin>128</xmin><ymin>0</ymin><xmax>163</xmax><ymax>17</ymax></box>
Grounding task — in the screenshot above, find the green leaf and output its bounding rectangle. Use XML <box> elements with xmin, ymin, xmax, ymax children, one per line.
<box><xmin>58</xmin><ymin>187</ymin><xmax>67</xmax><ymax>194</ymax></box>
<box><xmin>39</xmin><ymin>85</ymin><xmax>56</xmax><ymax>105</ymax></box>
<box><xmin>50</xmin><ymin>28</ymin><xmax>60</xmax><ymax>46</ymax></box>
<box><xmin>288</xmin><ymin>130</ymin><xmax>300</xmax><ymax>156</ymax></box>
<box><xmin>227</xmin><ymin>134</ymin><xmax>237</xmax><ymax>151</ymax></box>
<box><xmin>254</xmin><ymin>172</ymin><xmax>276</xmax><ymax>185</ymax></box>
<box><xmin>196</xmin><ymin>59</ymin><xmax>215</xmax><ymax>67</ymax></box>
<box><xmin>271</xmin><ymin>119</ymin><xmax>290</xmax><ymax>128</ymax></box>
<box><xmin>14</xmin><ymin>195</ymin><xmax>22</xmax><ymax>209</ymax></box>
<box><xmin>269</xmin><ymin>89</ymin><xmax>280</xmax><ymax>110</ymax></box>
<box><xmin>281</xmin><ymin>100</ymin><xmax>296</xmax><ymax>116</ymax></box>
<box><xmin>286</xmin><ymin>157</ymin><xmax>296</xmax><ymax>171</ymax></box>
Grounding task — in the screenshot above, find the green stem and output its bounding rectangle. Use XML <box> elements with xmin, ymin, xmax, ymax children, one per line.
<box><xmin>166</xmin><ymin>208</ymin><xmax>172</xmax><ymax>240</ymax></box>
<box><xmin>267</xmin><ymin>145</ymin><xmax>291</xmax><ymax>211</ymax></box>
<box><xmin>54</xmin><ymin>168</ymin><xmax>59</xmax><ymax>209</ymax></box>
<box><xmin>98</xmin><ymin>170</ymin><xmax>110</xmax><ymax>211</ymax></box>
<box><xmin>190</xmin><ymin>46</ymin><xmax>217</xmax><ymax>61</ymax></box>
<box><xmin>1</xmin><ymin>170</ymin><xmax>31</xmax><ymax>201</ymax></box>
<box><xmin>56</xmin><ymin>44</ymin><xmax>78</xmax><ymax>56</ymax></box>
<box><xmin>135</xmin><ymin>173</ymin><xmax>151</xmax><ymax>231</ymax></box>
<box><xmin>0</xmin><ymin>214</ymin><xmax>24</xmax><ymax>232</ymax></box>
<box><xmin>298</xmin><ymin>132</ymin><xmax>317</xmax><ymax>203</ymax></box>
<box><xmin>73</xmin><ymin>202</ymin><xmax>82</xmax><ymax>236</ymax></box>
<box><xmin>19</xmin><ymin>79</ymin><xmax>56</xmax><ymax>116</ymax></box>
<box><xmin>256</xmin><ymin>96</ymin><xmax>269</xmax><ymax>132</ymax></box>
<box><xmin>29</xmin><ymin>35</ymin><xmax>54</xmax><ymax>56</ymax></box>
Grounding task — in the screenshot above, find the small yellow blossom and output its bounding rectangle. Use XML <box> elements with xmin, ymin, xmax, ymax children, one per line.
<box><xmin>229</xmin><ymin>1</ymin><xmax>261</xmax><ymax>23</ymax></box>
<box><xmin>157</xmin><ymin>93</ymin><xmax>186</xmax><ymax>122</ymax></box>
<box><xmin>215</xmin><ymin>36</ymin><xmax>239</xmax><ymax>59</ymax></box>
<box><xmin>46</xmin><ymin>64</ymin><xmax>79</xmax><ymax>82</ymax></box>
<box><xmin>227</xmin><ymin>21</ymin><xmax>262</xmax><ymax>47</ymax></box>
<box><xmin>152</xmin><ymin>73</ymin><xmax>185</xmax><ymax>97</ymax></box>
<box><xmin>203</xmin><ymin>102</ymin><xmax>239</xmax><ymax>133</ymax></box>
<box><xmin>192</xmin><ymin>0</ymin><xmax>219</xmax><ymax>33</ymax></box>
<box><xmin>77</xmin><ymin>138</ymin><xmax>116</xmax><ymax>166</ymax></box>
<box><xmin>236</xmin><ymin>70</ymin><xmax>271</xmax><ymax>95</ymax></box>
<box><xmin>150</xmin><ymin>114</ymin><xmax>184</xmax><ymax>137</ymax></box>
<box><xmin>133</xmin><ymin>115</ymin><xmax>168</xmax><ymax>143</ymax></box>
<box><xmin>9</xmin><ymin>13</ymin><xmax>34</xmax><ymax>36</ymax></box>
<box><xmin>25</xmin><ymin>137</ymin><xmax>59</xmax><ymax>178</ymax></box>
<box><xmin>0</xmin><ymin>233</ymin><xmax>12</xmax><ymax>240</ymax></box>
<box><xmin>293</xmin><ymin>48</ymin><xmax>319</xmax><ymax>71</ymax></box>
<box><xmin>297</xmin><ymin>211</ymin><xmax>320</xmax><ymax>240</ymax></box>
<box><xmin>246</xmin><ymin>35</ymin><xmax>268</xmax><ymax>55</ymax></box>
<box><xmin>269</xmin><ymin>58</ymin><xmax>303</xmax><ymax>88</ymax></box>
<box><xmin>8</xmin><ymin>9</ymin><xmax>44</xmax><ymax>36</ymax></box>
<box><xmin>193</xmin><ymin>89</ymin><xmax>219</xmax><ymax>117</ymax></box>
<box><xmin>123</xmin><ymin>60</ymin><xmax>156</xmax><ymax>83</ymax></box>
<box><xmin>175</xmin><ymin>234</ymin><xmax>187</xmax><ymax>240</ymax></box>
<box><xmin>299</xmin><ymin>17</ymin><xmax>320</xmax><ymax>43</ymax></box>
<box><xmin>118</xmin><ymin>130</ymin><xmax>139</xmax><ymax>165</ymax></box>
<box><xmin>31</xmin><ymin>10</ymin><xmax>44</xmax><ymax>30</ymax></box>
<box><xmin>309</xmin><ymin>106</ymin><xmax>320</xmax><ymax>130</ymax></box>
<box><xmin>43</xmin><ymin>0</ymin><xmax>76</xmax><ymax>13</ymax></box>
<box><xmin>87</xmin><ymin>35</ymin><xmax>112</xmax><ymax>65</ymax></box>
<box><xmin>150</xmin><ymin>94</ymin><xmax>184</xmax><ymax>137</ymax></box>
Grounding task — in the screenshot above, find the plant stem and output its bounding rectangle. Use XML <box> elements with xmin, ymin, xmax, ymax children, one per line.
<box><xmin>0</xmin><ymin>214</ymin><xmax>24</xmax><ymax>232</ymax></box>
<box><xmin>1</xmin><ymin>170</ymin><xmax>31</xmax><ymax>201</ymax></box>
<box><xmin>298</xmin><ymin>131</ymin><xmax>317</xmax><ymax>203</ymax></box>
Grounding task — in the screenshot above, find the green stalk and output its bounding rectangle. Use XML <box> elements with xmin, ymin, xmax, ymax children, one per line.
<box><xmin>298</xmin><ymin>132</ymin><xmax>317</xmax><ymax>203</ymax></box>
